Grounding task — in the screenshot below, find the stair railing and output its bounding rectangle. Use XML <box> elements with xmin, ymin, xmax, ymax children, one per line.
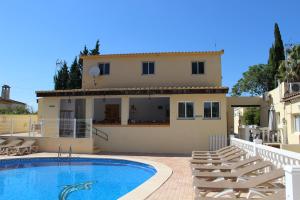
<box><xmin>92</xmin><ymin>127</ymin><xmax>109</xmax><ymax>141</ymax></box>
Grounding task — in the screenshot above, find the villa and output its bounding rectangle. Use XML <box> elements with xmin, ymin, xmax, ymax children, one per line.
<box><xmin>36</xmin><ymin>50</ymin><xmax>230</xmax><ymax>154</ymax></box>
<box><xmin>36</xmin><ymin>49</ymin><xmax>298</xmax><ymax>154</ymax></box>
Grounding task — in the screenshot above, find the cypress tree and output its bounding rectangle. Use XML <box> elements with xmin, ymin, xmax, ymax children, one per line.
<box><xmin>54</xmin><ymin>61</ymin><xmax>69</xmax><ymax>90</ymax></box>
<box><xmin>60</xmin><ymin>61</ymin><xmax>70</xmax><ymax>89</ymax></box>
<box><xmin>268</xmin><ymin>23</ymin><xmax>285</xmax><ymax>83</ymax></box>
<box><xmin>79</xmin><ymin>45</ymin><xmax>89</xmax><ymax>73</ymax></box>
<box><xmin>69</xmin><ymin>57</ymin><xmax>81</xmax><ymax>89</ymax></box>
<box><xmin>89</xmin><ymin>40</ymin><xmax>100</xmax><ymax>55</ymax></box>
<box><xmin>54</xmin><ymin>70</ymin><xmax>62</xmax><ymax>90</ymax></box>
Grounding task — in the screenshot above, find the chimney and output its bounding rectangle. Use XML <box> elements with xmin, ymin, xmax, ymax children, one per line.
<box><xmin>1</xmin><ymin>85</ymin><xmax>10</xmax><ymax>100</ymax></box>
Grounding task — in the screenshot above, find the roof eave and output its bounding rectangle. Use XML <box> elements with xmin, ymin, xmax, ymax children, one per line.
<box><xmin>36</xmin><ymin>87</ymin><xmax>229</xmax><ymax>97</ymax></box>
<box><xmin>80</xmin><ymin>50</ymin><xmax>224</xmax><ymax>60</ymax></box>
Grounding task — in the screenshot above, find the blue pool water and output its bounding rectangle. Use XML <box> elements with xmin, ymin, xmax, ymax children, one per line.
<box><xmin>0</xmin><ymin>157</ymin><xmax>156</xmax><ymax>200</ymax></box>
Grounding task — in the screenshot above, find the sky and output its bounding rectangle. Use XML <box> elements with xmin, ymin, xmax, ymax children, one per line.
<box><xmin>0</xmin><ymin>0</ymin><xmax>300</xmax><ymax>111</ymax></box>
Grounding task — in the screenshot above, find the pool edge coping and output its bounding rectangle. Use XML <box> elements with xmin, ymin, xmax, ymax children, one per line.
<box><xmin>0</xmin><ymin>153</ymin><xmax>173</xmax><ymax>200</ymax></box>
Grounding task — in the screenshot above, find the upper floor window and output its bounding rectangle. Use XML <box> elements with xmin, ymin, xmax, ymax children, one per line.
<box><xmin>204</xmin><ymin>101</ymin><xmax>220</xmax><ymax>119</ymax></box>
<box><xmin>294</xmin><ymin>115</ymin><xmax>300</xmax><ymax>133</ymax></box>
<box><xmin>99</xmin><ymin>63</ymin><xmax>110</xmax><ymax>75</ymax></box>
<box><xmin>178</xmin><ymin>102</ymin><xmax>194</xmax><ymax>119</ymax></box>
<box><xmin>142</xmin><ymin>62</ymin><xmax>155</xmax><ymax>75</ymax></box>
<box><xmin>192</xmin><ymin>62</ymin><xmax>204</xmax><ymax>74</ymax></box>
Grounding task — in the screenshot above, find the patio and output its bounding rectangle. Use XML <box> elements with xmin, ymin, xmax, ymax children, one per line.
<box><xmin>0</xmin><ymin>152</ymin><xmax>194</xmax><ymax>200</ymax></box>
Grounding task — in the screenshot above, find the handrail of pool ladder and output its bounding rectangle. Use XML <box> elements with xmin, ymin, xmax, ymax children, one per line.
<box><xmin>58</xmin><ymin>144</ymin><xmax>62</xmax><ymax>158</ymax></box>
<box><xmin>69</xmin><ymin>145</ymin><xmax>72</xmax><ymax>158</ymax></box>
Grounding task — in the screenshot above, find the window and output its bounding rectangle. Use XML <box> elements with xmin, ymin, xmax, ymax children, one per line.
<box><xmin>294</xmin><ymin>115</ymin><xmax>300</xmax><ymax>133</ymax></box>
<box><xmin>99</xmin><ymin>63</ymin><xmax>110</xmax><ymax>75</ymax></box>
<box><xmin>204</xmin><ymin>101</ymin><xmax>220</xmax><ymax>119</ymax></box>
<box><xmin>142</xmin><ymin>62</ymin><xmax>155</xmax><ymax>75</ymax></box>
<box><xmin>178</xmin><ymin>102</ymin><xmax>194</xmax><ymax>119</ymax></box>
<box><xmin>192</xmin><ymin>62</ymin><xmax>204</xmax><ymax>74</ymax></box>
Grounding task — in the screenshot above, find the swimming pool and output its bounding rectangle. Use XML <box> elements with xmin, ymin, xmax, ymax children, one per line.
<box><xmin>0</xmin><ymin>157</ymin><xmax>157</xmax><ymax>200</ymax></box>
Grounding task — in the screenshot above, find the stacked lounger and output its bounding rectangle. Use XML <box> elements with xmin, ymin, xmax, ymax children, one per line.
<box><xmin>190</xmin><ymin>145</ymin><xmax>286</xmax><ymax>199</ymax></box>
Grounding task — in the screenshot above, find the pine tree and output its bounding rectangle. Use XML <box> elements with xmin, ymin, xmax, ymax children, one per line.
<box><xmin>89</xmin><ymin>40</ymin><xmax>100</xmax><ymax>55</ymax></box>
<box><xmin>69</xmin><ymin>57</ymin><xmax>81</xmax><ymax>89</ymax></box>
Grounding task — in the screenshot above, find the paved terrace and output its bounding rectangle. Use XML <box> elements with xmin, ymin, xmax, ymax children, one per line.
<box><xmin>0</xmin><ymin>153</ymin><xmax>194</xmax><ymax>200</ymax></box>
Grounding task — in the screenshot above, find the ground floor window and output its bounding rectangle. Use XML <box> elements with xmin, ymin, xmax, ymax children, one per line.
<box><xmin>129</xmin><ymin>97</ymin><xmax>169</xmax><ymax>125</ymax></box>
<box><xmin>178</xmin><ymin>102</ymin><xmax>194</xmax><ymax>119</ymax></box>
<box><xmin>204</xmin><ymin>101</ymin><xmax>220</xmax><ymax>119</ymax></box>
<box><xmin>93</xmin><ymin>98</ymin><xmax>121</xmax><ymax>125</ymax></box>
<box><xmin>294</xmin><ymin>115</ymin><xmax>300</xmax><ymax>133</ymax></box>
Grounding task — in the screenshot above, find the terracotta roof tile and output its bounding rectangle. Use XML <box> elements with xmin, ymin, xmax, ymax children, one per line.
<box><xmin>80</xmin><ymin>50</ymin><xmax>224</xmax><ymax>59</ymax></box>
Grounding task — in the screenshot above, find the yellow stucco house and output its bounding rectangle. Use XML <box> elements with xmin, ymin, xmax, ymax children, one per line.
<box><xmin>266</xmin><ymin>82</ymin><xmax>300</xmax><ymax>146</ymax></box>
<box><xmin>36</xmin><ymin>50</ymin><xmax>231</xmax><ymax>154</ymax></box>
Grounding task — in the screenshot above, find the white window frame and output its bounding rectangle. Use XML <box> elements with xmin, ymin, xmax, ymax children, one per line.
<box><xmin>294</xmin><ymin>114</ymin><xmax>300</xmax><ymax>134</ymax></box>
<box><xmin>191</xmin><ymin>61</ymin><xmax>205</xmax><ymax>75</ymax></box>
<box><xmin>203</xmin><ymin>101</ymin><xmax>221</xmax><ymax>119</ymax></box>
<box><xmin>142</xmin><ymin>61</ymin><xmax>155</xmax><ymax>75</ymax></box>
<box><xmin>177</xmin><ymin>101</ymin><xmax>194</xmax><ymax>119</ymax></box>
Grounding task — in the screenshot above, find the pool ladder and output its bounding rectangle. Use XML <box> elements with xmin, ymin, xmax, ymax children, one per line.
<box><xmin>57</xmin><ymin>145</ymin><xmax>72</xmax><ymax>158</ymax></box>
<box><xmin>58</xmin><ymin>144</ymin><xmax>62</xmax><ymax>158</ymax></box>
<box><xmin>68</xmin><ymin>145</ymin><xmax>72</xmax><ymax>158</ymax></box>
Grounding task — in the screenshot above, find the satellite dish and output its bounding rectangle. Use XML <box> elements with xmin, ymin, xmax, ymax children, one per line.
<box><xmin>89</xmin><ymin>66</ymin><xmax>100</xmax><ymax>77</ymax></box>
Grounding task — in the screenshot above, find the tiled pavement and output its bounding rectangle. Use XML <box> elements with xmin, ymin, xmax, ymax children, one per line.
<box><xmin>104</xmin><ymin>154</ymin><xmax>194</xmax><ymax>200</ymax></box>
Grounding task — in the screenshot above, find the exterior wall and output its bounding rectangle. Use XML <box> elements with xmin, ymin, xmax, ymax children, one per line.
<box><xmin>281</xmin><ymin>144</ymin><xmax>300</xmax><ymax>153</ymax></box>
<box><xmin>233</xmin><ymin>107</ymin><xmax>246</xmax><ymax>134</ymax></box>
<box><xmin>0</xmin><ymin>136</ymin><xmax>93</xmax><ymax>154</ymax></box>
<box><xmin>94</xmin><ymin>93</ymin><xmax>227</xmax><ymax>154</ymax></box>
<box><xmin>267</xmin><ymin>83</ymin><xmax>300</xmax><ymax>144</ymax></box>
<box><xmin>226</xmin><ymin>96</ymin><xmax>268</xmax><ymax>134</ymax></box>
<box><xmin>37</xmin><ymin>137</ymin><xmax>93</xmax><ymax>154</ymax></box>
<box><xmin>0</xmin><ymin>114</ymin><xmax>38</xmax><ymax>134</ymax></box>
<box><xmin>82</xmin><ymin>53</ymin><xmax>222</xmax><ymax>89</ymax></box>
<box><xmin>38</xmin><ymin>93</ymin><xmax>227</xmax><ymax>154</ymax></box>
<box><xmin>38</xmin><ymin>97</ymin><xmax>60</xmax><ymax>137</ymax></box>
<box><xmin>0</xmin><ymin>102</ymin><xmax>25</xmax><ymax>109</ymax></box>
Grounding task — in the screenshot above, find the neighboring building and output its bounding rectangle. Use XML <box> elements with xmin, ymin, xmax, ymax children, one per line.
<box><xmin>233</xmin><ymin>107</ymin><xmax>246</xmax><ymax>134</ymax></box>
<box><xmin>0</xmin><ymin>85</ymin><xmax>26</xmax><ymax>109</ymax></box>
<box><xmin>37</xmin><ymin>50</ymin><xmax>229</xmax><ymax>154</ymax></box>
<box><xmin>266</xmin><ymin>82</ymin><xmax>300</xmax><ymax>144</ymax></box>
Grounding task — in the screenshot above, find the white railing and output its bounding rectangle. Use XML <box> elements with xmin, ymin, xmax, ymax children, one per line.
<box><xmin>231</xmin><ymin>137</ymin><xmax>300</xmax><ymax>168</ymax></box>
<box><xmin>0</xmin><ymin>118</ymin><xmax>93</xmax><ymax>139</ymax></box>
<box><xmin>209</xmin><ymin>135</ymin><xmax>227</xmax><ymax>151</ymax></box>
<box><xmin>259</xmin><ymin>127</ymin><xmax>283</xmax><ymax>144</ymax></box>
<box><xmin>231</xmin><ymin>136</ymin><xmax>256</xmax><ymax>156</ymax></box>
<box><xmin>230</xmin><ymin>137</ymin><xmax>300</xmax><ymax>200</ymax></box>
<box><xmin>41</xmin><ymin>118</ymin><xmax>92</xmax><ymax>139</ymax></box>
